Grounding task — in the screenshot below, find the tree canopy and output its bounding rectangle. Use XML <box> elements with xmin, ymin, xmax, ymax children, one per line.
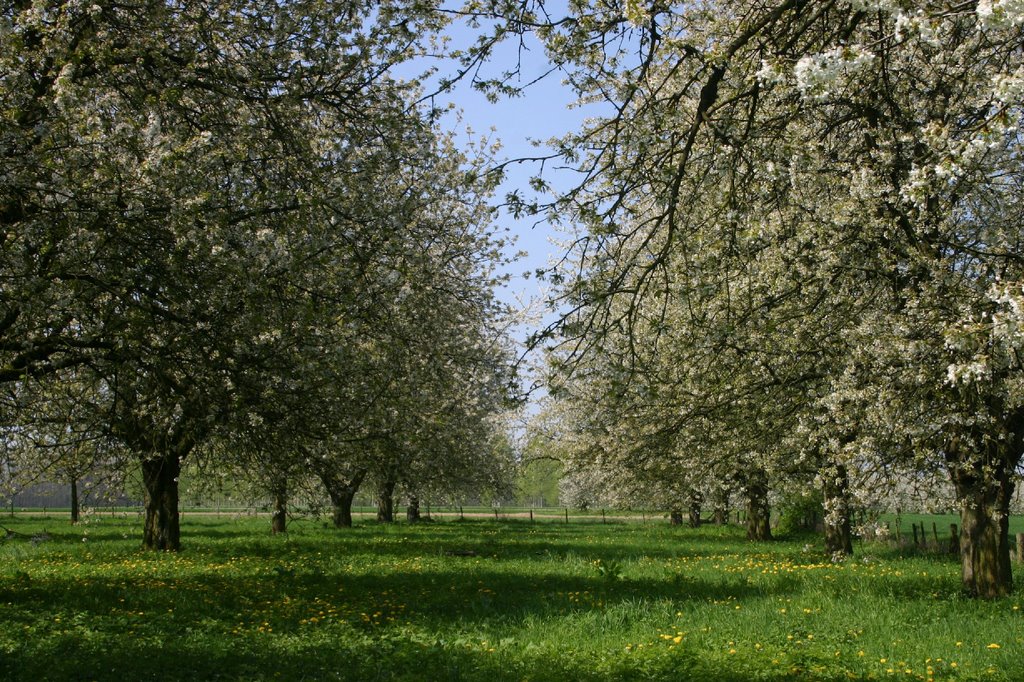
<box><xmin>473</xmin><ymin>0</ymin><xmax>1024</xmax><ymax>597</ymax></box>
<box><xmin>2</xmin><ymin>0</ymin><xmax>517</xmax><ymax>548</ymax></box>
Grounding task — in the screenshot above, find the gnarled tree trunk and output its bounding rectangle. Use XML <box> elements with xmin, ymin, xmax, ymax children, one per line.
<box><xmin>822</xmin><ymin>463</ymin><xmax>853</xmax><ymax>557</ymax></box>
<box><xmin>745</xmin><ymin>469</ymin><xmax>772</xmax><ymax>541</ymax></box>
<box><xmin>377</xmin><ymin>478</ymin><xmax>395</xmax><ymax>523</ymax></box>
<box><xmin>271</xmin><ymin>478</ymin><xmax>287</xmax><ymax>534</ymax></box>
<box><xmin>688</xmin><ymin>492</ymin><xmax>702</xmax><ymax>528</ymax></box>
<box><xmin>952</xmin><ymin>465</ymin><xmax>1014</xmax><ymax>598</ymax></box>
<box><xmin>142</xmin><ymin>454</ymin><xmax>181</xmax><ymax>551</ymax></box>
<box><xmin>406</xmin><ymin>495</ymin><xmax>421</xmax><ymax>522</ymax></box>
<box><xmin>712</xmin><ymin>488</ymin><xmax>729</xmax><ymax>526</ymax></box>
<box><xmin>314</xmin><ymin>467</ymin><xmax>367</xmax><ymax>529</ymax></box>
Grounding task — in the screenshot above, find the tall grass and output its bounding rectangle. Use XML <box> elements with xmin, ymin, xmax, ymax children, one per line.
<box><xmin>1</xmin><ymin>515</ymin><xmax>1021</xmax><ymax>680</ymax></box>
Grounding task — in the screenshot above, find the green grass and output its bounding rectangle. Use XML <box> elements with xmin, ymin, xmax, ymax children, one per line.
<box><xmin>1</xmin><ymin>515</ymin><xmax>1022</xmax><ymax>681</ymax></box>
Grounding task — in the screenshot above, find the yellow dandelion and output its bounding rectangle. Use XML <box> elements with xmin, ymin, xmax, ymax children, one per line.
<box><xmin>987</xmin><ymin>643</ymin><xmax>1001</xmax><ymax>649</ymax></box>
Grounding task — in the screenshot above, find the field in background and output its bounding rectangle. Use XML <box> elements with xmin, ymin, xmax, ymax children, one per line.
<box><xmin>2</xmin><ymin>515</ymin><xmax>1022</xmax><ymax>681</ymax></box>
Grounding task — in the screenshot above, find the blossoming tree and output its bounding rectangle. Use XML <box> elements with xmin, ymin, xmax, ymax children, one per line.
<box><xmin>1</xmin><ymin>0</ymin><xmax>514</xmax><ymax>549</ymax></box>
<box><xmin>478</xmin><ymin>0</ymin><xmax>1024</xmax><ymax>596</ymax></box>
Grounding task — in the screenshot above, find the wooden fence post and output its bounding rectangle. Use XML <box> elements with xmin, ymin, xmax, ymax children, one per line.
<box><xmin>912</xmin><ymin>523</ymin><xmax>919</xmax><ymax>547</ymax></box>
<box><xmin>1016</xmin><ymin>533</ymin><xmax>1024</xmax><ymax>564</ymax></box>
<box><xmin>565</xmin><ymin>508</ymin><xmax>569</xmax><ymax>524</ymax></box>
<box><xmin>949</xmin><ymin>524</ymin><xmax>960</xmax><ymax>556</ymax></box>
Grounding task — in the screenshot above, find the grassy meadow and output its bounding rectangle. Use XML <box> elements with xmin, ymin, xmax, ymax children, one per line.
<box><xmin>1</xmin><ymin>513</ymin><xmax>1023</xmax><ymax>681</ymax></box>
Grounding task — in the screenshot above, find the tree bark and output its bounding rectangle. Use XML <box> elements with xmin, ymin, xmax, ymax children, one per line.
<box><xmin>688</xmin><ymin>492</ymin><xmax>702</xmax><ymax>528</ymax></box>
<box><xmin>822</xmin><ymin>463</ymin><xmax>853</xmax><ymax>556</ymax></box>
<box><xmin>271</xmin><ymin>478</ymin><xmax>287</xmax><ymax>534</ymax></box>
<box><xmin>745</xmin><ymin>470</ymin><xmax>772</xmax><ymax>541</ymax></box>
<box><xmin>316</xmin><ymin>468</ymin><xmax>366</xmax><ymax>528</ymax></box>
<box><xmin>311</xmin><ymin>465</ymin><xmax>366</xmax><ymax>528</ymax></box>
<box><xmin>953</xmin><ymin>470</ymin><xmax>1014</xmax><ymax>598</ymax></box>
<box><xmin>406</xmin><ymin>495</ymin><xmax>421</xmax><ymax>522</ymax></box>
<box><xmin>947</xmin><ymin>419</ymin><xmax>1020</xmax><ymax>599</ymax></box>
<box><xmin>331</xmin><ymin>489</ymin><xmax>355</xmax><ymax>528</ymax></box>
<box><xmin>377</xmin><ymin>478</ymin><xmax>395</xmax><ymax>523</ymax></box>
<box><xmin>669</xmin><ymin>510</ymin><xmax>683</xmax><ymax>526</ymax></box>
<box><xmin>70</xmin><ymin>477</ymin><xmax>79</xmax><ymax>524</ymax></box>
<box><xmin>141</xmin><ymin>454</ymin><xmax>181</xmax><ymax>551</ymax></box>
<box><xmin>712</xmin><ymin>489</ymin><xmax>729</xmax><ymax>525</ymax></box>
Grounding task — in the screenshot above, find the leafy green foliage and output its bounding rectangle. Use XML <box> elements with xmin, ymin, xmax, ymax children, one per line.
<box><xmin>776</xmin><ymin>491</ymin><xmax>825</xmax><ymax>537</ymax></box>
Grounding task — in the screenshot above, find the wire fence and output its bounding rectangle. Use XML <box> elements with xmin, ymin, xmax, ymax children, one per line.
<box><xmin>2</xmin><ymin>482</ymin><xmax>673</xmax><ymax>523</ymax></box>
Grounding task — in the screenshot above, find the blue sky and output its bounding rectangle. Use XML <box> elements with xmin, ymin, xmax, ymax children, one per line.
<box><xmin>427</xmin><ymin>20</ymin><xmax>588</xmax><ymax>321</ymax></box>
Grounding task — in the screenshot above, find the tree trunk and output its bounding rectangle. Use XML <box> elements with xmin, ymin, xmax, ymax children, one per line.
<box><xmin>406</xmin><ymin>495</ymin><xmax>421</xmax><ymax>523</ymax></box>
<box><xmin>141</xmin><ymin>455</ymin><xmax>181</xmax><ymax>551</ymax></box>
<box><xmin>377</xmin><ymin>478</ymin><xmax>395</xmax><ymax>523</ymax></box>
<box><xmin>317</xmin><ymin>468</ymin><xmax>366</xmax><ymax>529</ymax></box>
<box><xmin>669</xmin><ymin>510</ymin><xmax>683</xmax><ymax>526</ymax></box>
<box><xmin>954</xmin><ymin>472</ymin><xmax>1014</xmax><ymax>599</ymax></box>
<box><xmin>745</xmin><ymin>471</ymin><xmax>772</xmax><ymax>541</ymax></box>
<box><xmin>70</xmin><ymin>477</ymin><xmax>79</xmax><ymax>525</ymax></box>
<box><xmin>688</xmin><ymin>492</ymin><xmax>702</xmax><ymax>528</ymax></box>
<box><xmin>822</xmin><ymin>463</ymin><xmax>853</xmax><ymax>556</ymax></box>
<box><xmin>331</xmin><ymin>489</ymin><xmax>355</xmax><ymax>528</ymax></box>
<box><xmin>712</xmin><ymin>489</ymin><xmax>729</xmax><ymax>525</ymax></box>
<box><xmin>271</xmin><ymin>478</ymin><xmax>287</xmax><ymax>534</ymax></box>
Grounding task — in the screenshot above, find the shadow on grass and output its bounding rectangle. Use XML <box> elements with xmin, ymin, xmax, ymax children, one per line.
<box><xmin>0</xmin><ymin>523</ymin><xmax>809</xmax><ymax>681</ymax></box>
<box><xmin>0</xmin><ymin>619</ymin><xmax>872</xmax><ymax>682</ymax></box>
<box><xmin>255</xmin><ymin>519</ymin><xmax>782</xmax><ymax>563</ymax></box>
<box><xmin>2</xmin><ymin>559</ymin><xmax>793</xmax><ymax>628</ymax></box>
<box><xmin>4</xmin><ymin>519</ymin><xmax>1010</xmax><ymax>682</ymax></box>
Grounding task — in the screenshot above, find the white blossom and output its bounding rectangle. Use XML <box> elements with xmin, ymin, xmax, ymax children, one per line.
<box><xmin>794</xmin><ymin>47</ymin><xmax>874</xmax><ymax>101</ymax></box>
<box><xmin>977</xmin><ymin>0</ymin><xmax>1024</xmax><ymax>28</ymax></box>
